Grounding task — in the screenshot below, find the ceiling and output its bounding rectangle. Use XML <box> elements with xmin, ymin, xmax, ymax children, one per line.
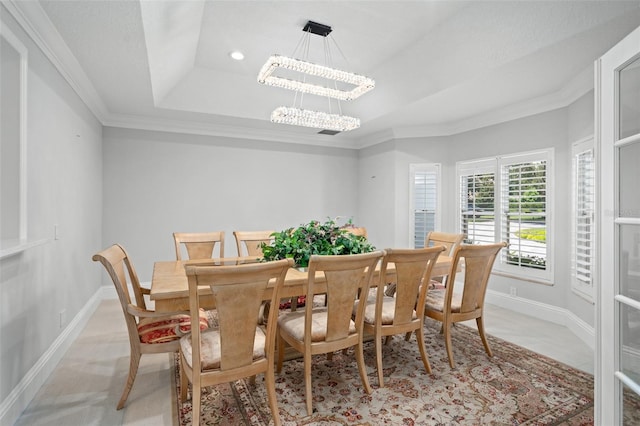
<box><xmin>16</xmin><ymin>1</ymin><xmax>640</xmax><ymax>148</ymax></box>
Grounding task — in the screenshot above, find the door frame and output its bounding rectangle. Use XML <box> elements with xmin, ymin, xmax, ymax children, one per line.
<box><xmin>595</xmin><ymin>24</ymin><xmax>640</xmax><ymax>425</ymax></box>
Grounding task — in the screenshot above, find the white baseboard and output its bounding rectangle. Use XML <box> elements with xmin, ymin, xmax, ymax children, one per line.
<box><xmin>0</xmin><ymin>290</ymin><xmax>103</xmax><ymax>426</ymax></box>
<box><xmin>485</xmin><ymin>289</ymin><xmax>595</xmax><ymax>350</ymax></box>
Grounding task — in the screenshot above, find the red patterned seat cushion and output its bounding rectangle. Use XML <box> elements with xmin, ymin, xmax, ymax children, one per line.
<box><xmin>138</xmin><ymin>309</ymin><xmax>209</xmax><ymax>344</ymax></box>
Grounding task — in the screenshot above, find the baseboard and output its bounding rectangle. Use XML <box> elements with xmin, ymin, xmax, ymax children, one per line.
<box><xmin>485</xmin><ymin>289</ymin><xmax>595</xmax><ymax>350</ymax></box>
<box><xmin>0</xmin><ymin>290</ymin><xmax>103</xmax><ymax>426</ymax></box>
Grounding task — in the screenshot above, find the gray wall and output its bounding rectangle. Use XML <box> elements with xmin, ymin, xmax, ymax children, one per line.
<box><xmin>0</xmin><ymin>5</ymin><xmax>103</xmax><ymax>403</ymax></box>
<box><xmin>358</xmin><ymin>91</ymin><xmax>595</xmax><ymax>327</ymax></box>
<box><xmin>102</xmin><ymin>128</ymin><xmax>360</xmax><ymax>282</ymax></box>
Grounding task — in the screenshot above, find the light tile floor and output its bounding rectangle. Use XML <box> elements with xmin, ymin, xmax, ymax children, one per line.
<box><xmin>13</xmin><ymin>299</ymin><xmax>594</xmax><ymax>426</ymax></box>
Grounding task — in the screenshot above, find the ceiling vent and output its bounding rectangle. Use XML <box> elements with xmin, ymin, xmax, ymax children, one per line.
<box><xmin>318</xmin><ymin>129</ymin><xmax>341</xmax><ymax>135</ymax></box>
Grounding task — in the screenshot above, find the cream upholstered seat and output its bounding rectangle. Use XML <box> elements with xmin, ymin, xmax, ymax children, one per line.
<box><xmin>425</xmin><ymin>242</ymin><xmax>507</xmax><ymax>368</ymax></box>
<box><xmin>179</xmin><ymin>258</ymin><xmax>292</xmax><ymax>426</ymax></box>
<box><xmin>276</xmin><ymin>250</ymin><xmax>385</xmax><ymax>416</ymax></box>
<box><xmin>92</xmin><ymin>244</ymin><xmax>208</xmax><ymax>409</ymax></box>
<box><xmin>233</xmin><ymin>230</ymin><xmax>274</xmax><ymax>257</ymax></box>
<box><xmin>360</xmin><ymin>246</ymin><xmax>445</xmax><ymax>386</ymax></box>
<box><xmin>173</xmin><ymin>231</ymin><xmax>225</xmax><ymax>260</ymax></box>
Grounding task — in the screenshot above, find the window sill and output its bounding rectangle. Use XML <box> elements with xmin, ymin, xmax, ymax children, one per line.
<box><xmin>0</xmin><ymin>238</ymin><xmax>48</xmax><ymax>259</ymax></box>
<box><xmin>492</xmin><ymin>270</ymin><xmax>554</xmax><ymax>286</ymax></box>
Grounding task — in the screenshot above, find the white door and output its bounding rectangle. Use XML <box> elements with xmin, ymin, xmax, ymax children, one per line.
<box><xmin>596</xmin><ymin>25</ymin><xmax>640</xmax><ymax>425</ymax></box>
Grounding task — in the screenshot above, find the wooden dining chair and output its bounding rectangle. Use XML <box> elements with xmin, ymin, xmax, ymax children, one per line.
<box><xmin>92</xmin><ymin>244</ymin><xmax>208</xmax><ymax>409</ymax></box>
<box><xmin>424</xmin><ymin>242</ymin><xmax>507</xmax><ymax>368</ymax></box>
<box><xmin>425</xmin><ymin>231</ymin><xmax>465</xmax><ymax>286</ymax></box>
<box><xmin>361</xmin><ymin>246</ymin><xmax>445</xmax><ymax>387</ymax></box>
<box><xmin>173</xmin><ymin>231</ymin><xmax>225</xmax><ymax>260</ymax></box>
<box><xmin>179</xmin><ymin>258</ymin><xmax>293</xmax><ymax>426</ymax></box>
<box><xmin>233</xmin><ymin>230</ymin><xmax>275</xmax><ymax>257</ymax></box>
<box><xmin>276</xmin><ymin>250</ymin><xmax>385</xmax><ymax>416</ymax></box>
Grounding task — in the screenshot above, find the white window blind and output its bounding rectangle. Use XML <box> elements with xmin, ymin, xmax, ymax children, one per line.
<box><xmin>410</xmin><ymin>164</ymin><xmax>439</xmax><ymax>248</ymax></box>
<box><xmin>572</xmin><ymin>138</ymin><xmax>595</xmax><ymax>300</ymax></box>
<box><xmin>459</xmin><ymin>171</ymin><xmax>496</xmax><ymax>245</ymax></box>
<box><xmin>500</xmin><ymin>155</ymin><xmax>549</xmax><ymax>276</ymax></box>
<box><xmin>456</xmin><ymin>150</ymin><xmax>553</xmax><ymax>282</ymax></box>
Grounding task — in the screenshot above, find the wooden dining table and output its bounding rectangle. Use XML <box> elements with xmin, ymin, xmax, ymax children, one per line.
<box><xmin>150</xmin><ymin>255</ymin><xmax>454</xmax><ymax>313</ymax></box>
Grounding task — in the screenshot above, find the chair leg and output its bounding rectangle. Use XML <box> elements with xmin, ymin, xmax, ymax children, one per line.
<box><xmin>404</xmin><ymin>331</ymin><xmax>412</xmax><ymax>341</ymax></box>
<box><xmin>476</xmin><ymin>316</ymin><xmax>493</xmax><ymax>357</ymax></box>
<box><xmin>192</xmin><ymin>380</ymin><xmax>201</xmax><ymax>426</ymax></box>
<box><xmin>443</xmin><ymin>320</ymin><xmax>455</xmax><ymax>369</ymax></box>
<box><xmin>304</xmin><ymin>351</ymin><xmax>313</xmax><ymax>416</ymax></box>
<box><xmin>355</xmin><ymin>341</ymin><xmax>373</xmax><ymax>395</ymax></box>
<box><xmin>375</xmin><ymin>334</ymin><xmax>384</xmax><ymax>387</ymax></box>
<box><xmin>265</xmin><ymin>364</ymin><xmax>282</xmax><ymax>426</ymax></box>
<box><xmin>179</xmin><ymin>356</ymin><xmax>189</xmax><ymax>402</ymax></box>
<box><xmin>415</xmin><ymin>326</ymin><xmax>432</xmax><ymax>374</ymax></box>
<box><xmin>117</xmin><ymin>351</ymin><xmax>141</xmax><ymax>410</ymax></box>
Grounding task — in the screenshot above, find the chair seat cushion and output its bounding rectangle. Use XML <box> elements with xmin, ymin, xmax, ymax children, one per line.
<box><xmin>278</xmin><ymin>307</ymin><xmax>356</xmax><ymax>342</ymax></box>
<box><xmin>425</xmin><ymin>289</ymin><xmax>463</xmax><ymax>313</ymax></box>
<box><xmin>138</xmin><ymin>308</ymin><xmax>209</xmax><ymax>344</ymax></box>
<box><xmin>180</xmin><ymin>327</ymin><xmax>266</xmax><ymax>370</ymax></box>
<box><xmin>360</xmin><ymin>295</ymin><xmax>418</xmax><ymax>325</ymax></box>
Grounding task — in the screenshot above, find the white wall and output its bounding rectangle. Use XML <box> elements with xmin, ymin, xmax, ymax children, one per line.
<box><xmin>102</xmin><ymin>127</ymin><xmax>360</xmax><ymax>282</ymax></box>
<box><xmin>0</xmin><ymin>2</ymin><xmax>102</xmax><ymax>417</ymax></box>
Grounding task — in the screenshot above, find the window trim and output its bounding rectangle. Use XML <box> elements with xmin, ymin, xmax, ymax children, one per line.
<box><xmin>0</xmin><ymin>26</ymin><xmax>29</xmax><ymax>257</ymax></box>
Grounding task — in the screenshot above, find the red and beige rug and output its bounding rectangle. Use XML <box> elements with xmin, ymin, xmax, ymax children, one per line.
<box><xmin>174</xmin><ymin>318</ymin><xmax>637</xmax><ymax>425</ymax></box>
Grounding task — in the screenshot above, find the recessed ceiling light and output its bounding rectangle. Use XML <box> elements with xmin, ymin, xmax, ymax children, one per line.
<box><xmin>230</xmin><ymin>51</ymin><xmax>244</xmax><ymax>61</ymax></box>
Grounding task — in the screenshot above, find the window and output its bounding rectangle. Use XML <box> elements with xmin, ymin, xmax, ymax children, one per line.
<box><xmin>457</xmin><ymin>150</ymin><xmax>553</xmax><ymax>282</ymax></box>
<box><xmin>410</xmin><ymin>164</ymin><xmax>440</xmax><ymax>248</ymax></box>
<box><xmin>458</xmin><ymin>159</ymin><xmax>496</xmax><ymax>245</ymax></box>
<box><xmin>571</xmin><ymin>137</ymin><xmax>595</xmax><ymax>301</ymax></box>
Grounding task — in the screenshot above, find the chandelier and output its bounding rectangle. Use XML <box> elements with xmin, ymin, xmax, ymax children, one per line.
<box><xmin>257</xmin><ymin>21</ymin><xmax>374</xmax><ymax>133</ymax></box>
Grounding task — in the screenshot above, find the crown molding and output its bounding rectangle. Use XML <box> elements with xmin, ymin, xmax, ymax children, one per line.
<box><xmin>103</xmin><ymin>113</ymin><xmax>362</xmax><ymax>149</ymax></box>
<box><xmin>8</xmin><ymin>0</ymin><xmax>594</xmax><ymax>150</ymax></box>
<box><xmin>4</xmin><ymin>0</ymin><xmax>109</xmax><ymax>122</ymax></box>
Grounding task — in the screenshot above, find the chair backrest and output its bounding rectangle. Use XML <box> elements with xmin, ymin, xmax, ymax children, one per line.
<box><xmin>306</xmin><ymin>250</ymin><xmax>385</xmax><ymax>342</ymax></box>
<box><xmin>425</xmin><ymin>231</ymin><xmax>465</xmax><ymax>256</ymax></box>
<box><xmin>92</xmin><ymin>244</ymin><xmax>146</xmax><ymax>342</ymax></box>
<box><xmin>173</xmin><ymin>231</ymin><xmax>225</xmax><ymax>260</ymax></box>
<box><xmin>343</xmin><ymin>227</ymin><xmax>368</xmax><ymax>238</ymax></box>
<box><xmin>185</xmin><ymin>258</ymin><xmax>293</xmax><ymax>372</ymax></box>
<box><xmin>380</xmin><ymin>246</ymin><xmax>445</xmax><ymax>325</ymax></box>
<box><xmin>233</xmin><ymin>230</ymin><xmax>275</xmax><ymax>257</ymax></box>
<box><xmin>446</xmin><ymin>242</ymin><xmax>507</xmax><ymax>315</ymax></box>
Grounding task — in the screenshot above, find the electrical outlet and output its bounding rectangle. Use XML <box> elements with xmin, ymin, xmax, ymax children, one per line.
<box><xmin>59</xmin><ymin>309</ymin><xmax>66</xmax><ymax>328</ymax></box>
<box><xmin>54</xmin><ymin>224</ymin><xmax>61</xmax><ymax>240</ymax></box>
<box><xmin>510</xmin><ymin>286</ymin><xmax>517</xmax><ymax>297</ymax></box>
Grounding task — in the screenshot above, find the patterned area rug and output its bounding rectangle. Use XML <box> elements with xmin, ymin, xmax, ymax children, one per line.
<box><xmin>173</xmin><ymin>313</ymin><xmax>640</xmax><ymax>426</ymax></box>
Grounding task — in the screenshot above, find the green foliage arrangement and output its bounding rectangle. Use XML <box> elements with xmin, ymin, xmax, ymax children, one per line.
<box><xmin>261</xmin><ymin>219</ymin><xmax>376</xmax><ymax>268</ymax></box>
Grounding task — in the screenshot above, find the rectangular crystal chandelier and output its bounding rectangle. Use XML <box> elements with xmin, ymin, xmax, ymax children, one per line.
<box><xmin>270</xmin><ymin>107</ymin><xmax>360</xmax><ymax>132</ymax></box>
<box><xmin>257</xmin><ymin>21</ymin><xmax>374</xmax><ymax>133</ymax></box>
<box><xmin>257</xmin><ymin>55</ymin><xmax>375</xmax><ymax>101</ymax></box>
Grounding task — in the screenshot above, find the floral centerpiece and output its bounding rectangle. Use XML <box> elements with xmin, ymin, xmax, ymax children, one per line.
<box><xmin>261</xmin><ymin>219</ymin><xmax>375</xmax><ymax>268</ymax></box>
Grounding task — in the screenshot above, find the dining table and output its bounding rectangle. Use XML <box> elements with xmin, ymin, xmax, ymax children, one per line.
<box><xmin>150</xmin><ymin>255</ymin><xmax>454</xmax><ymax>313</ymax></box>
